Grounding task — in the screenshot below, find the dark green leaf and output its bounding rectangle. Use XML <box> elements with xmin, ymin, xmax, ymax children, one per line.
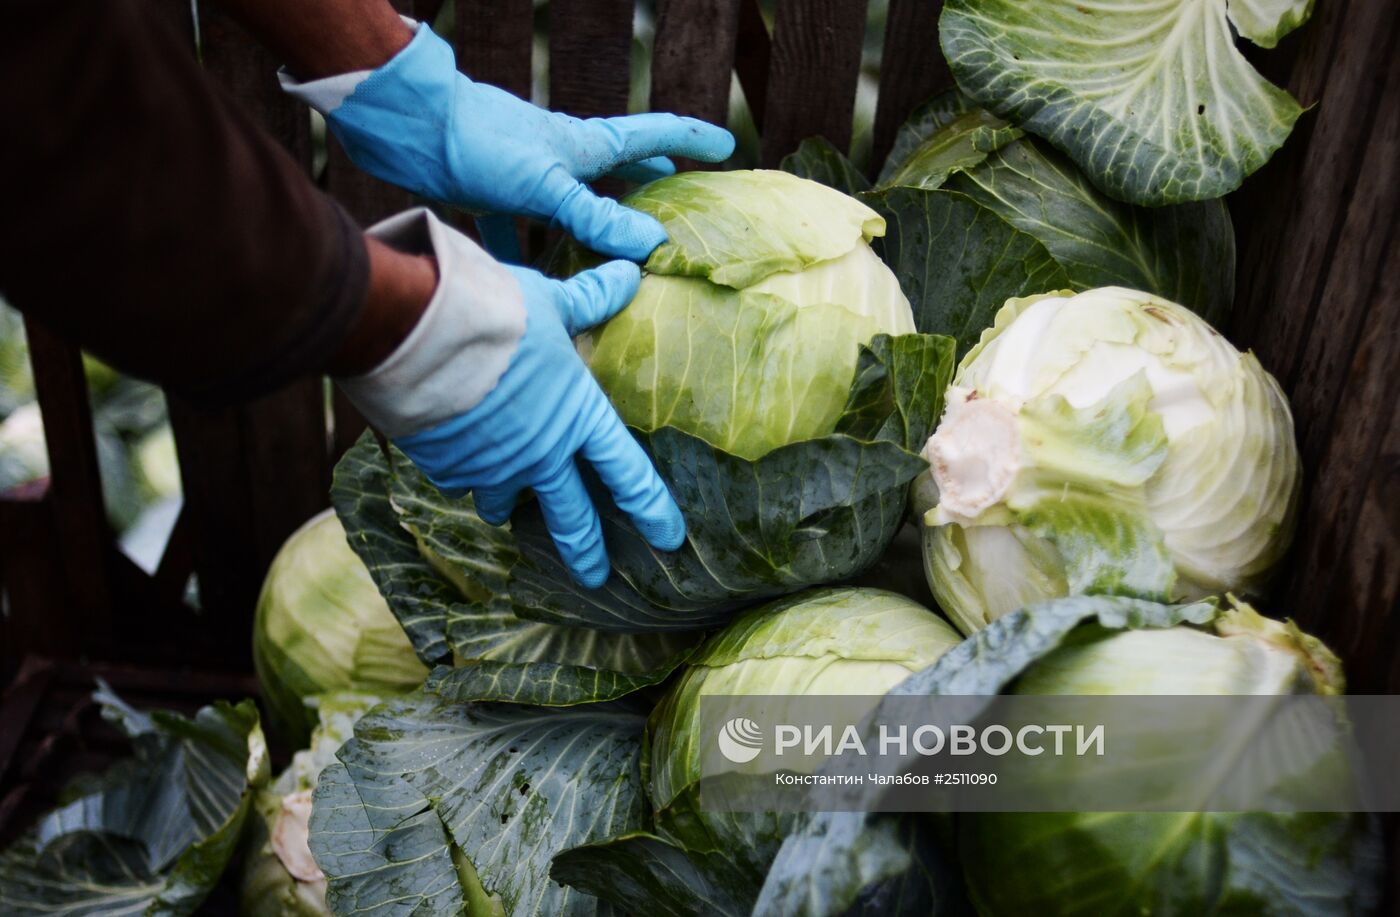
<box><xmin>0</xmin><ymin>692</ymin><xmax>264</xmax><ymax>916</ymax></box>
<box><xmin>754</xmin><ymin>813</ymin><xmax>970</xmax><ymax>917</ymax></box>
<box><xmin>310</xmin><ymin>693</ymin><xmax>648</xmax><ymax>916</ymax></box>
<box><xmin>877</xmin><ymin>109</ymin><xmax>1022</xmax><ymax>193</ymax></box>
<box><xmin>332</xmin><ymin>435</ymin><xmax>701</xmax><ymax>704</ymax></box>
<box><xmin>871</xmin><ymin>188</ymin><xmax>1070</xmax><ymax>356</ymax></box>
<box><xmin>550</xmin><ymin>832</ymin><xmax>755</xmax><ymax>917</ymax></box>
<box><xmin>946</xmin><ymin>140</ymin><xmax>1235</xmax><ymax>326</ymax></box>
<box><xmin>780</xmin><ymin>137</ymin><xmax>871</xmax><ymax>196</ymax></box>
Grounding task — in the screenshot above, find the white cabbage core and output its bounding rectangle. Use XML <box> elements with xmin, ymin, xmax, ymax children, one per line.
<box><xmin>924</xmin><ymin>391</ymin><xmax>1021</xmax><ymax>518</ymax></box>
<box><xmin>272</xmin><ymin>788</ymin><xmax>324</xmax><ymax>883</ymax></box>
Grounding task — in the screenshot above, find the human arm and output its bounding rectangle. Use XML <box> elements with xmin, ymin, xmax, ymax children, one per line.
<box><xmin>0</xmin><ymin>0</ymin><xmax>371</xmax><ymax>403</ymax></box>
<box><xmin>217</xmin><ymin>0</ymin><xmax>735</xmax><ymax>261</ymax></box>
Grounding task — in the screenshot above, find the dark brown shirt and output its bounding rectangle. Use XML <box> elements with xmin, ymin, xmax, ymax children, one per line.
<box><xmin>0</xmin><ymin>0</ymin><xmax>369</xmax><ymax>405</ymax></box>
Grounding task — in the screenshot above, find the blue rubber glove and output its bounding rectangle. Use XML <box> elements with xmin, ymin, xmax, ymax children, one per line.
<box><xmin>281</xmin><ymin>21</ymin><xmax>735</xmax><ymax>261</ymax></box>
<box><xmin>338</xmin><ymin>209</ymin><xmax>683</xmax><ymax>588</ymax></box>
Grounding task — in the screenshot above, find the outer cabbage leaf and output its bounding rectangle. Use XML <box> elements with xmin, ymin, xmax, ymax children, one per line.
<box><xmin>0</xmin><ymin>687</ymin><xmax>266</xmax><ymax>916</ymax></box>
<box><xmin>309</xmin><ymin>693</ymin><xmax>647</xmax><ymax>917</ymax></box>
<box><xmin>331</xmin><ymin>434</ymin><xmax>702</xmax><ymax>704</ymax></box>
<box><xmin>876</xmin><ymin>92</ymin><xmax>1235</xmax><ymax>329</ymax></box>
<box><xmin>873</xmin><ymin>187</ymin><xmax>1069</xmax><ymax>357</ymax></box>
<box><xmin>939</xmin><ymin>0</ymin><xmax>1310</xmax><ymax>205</ymax></box>
<box><xmin>550</xmin><ymin>831</ymin><xmax>756</xmax><ymax>917</ymax></box>
<box><xmin>505</xmin><ymin>333</ymin><xmax>955</xmax><ymax>632</ymax></box>
<box><xmin>627</xmin><ymin>170</ymin><xmax>883</xmax><ymax>288</ymax></box>
<box><xmin>780</xmin><ymin>137</ymin><xmax>872</xmax><ymax>196</ymax></box>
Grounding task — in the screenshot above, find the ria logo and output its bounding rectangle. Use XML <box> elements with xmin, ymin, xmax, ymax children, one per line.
<box><xmin>717</xmin><ymin>717</ymin><xmax>763</xmax><ymax>763</ymax></box>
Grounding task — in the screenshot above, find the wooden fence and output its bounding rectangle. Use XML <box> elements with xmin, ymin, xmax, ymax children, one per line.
<box><xmin>0</xmin><ymin>0</ymin><xmax>1396</xmax><ymax>704</ymax></box>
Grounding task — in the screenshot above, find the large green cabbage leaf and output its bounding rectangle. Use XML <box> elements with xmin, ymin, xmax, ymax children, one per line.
<box><xmin>866</xmin><ymin>92</ymin><xmax>1234</xmax><ymax>355</ymax></box>
<box><xmin>331</xmin><ymin>434</ymin><xmax>701</xmax><ymax>706</ymax></box>
<box><xmin>939</xmin><ymin>0</ymin><xmax>1311</xmax><ymax>205</ymax></box>
<box><xmin>308</xmin><ymin>693</ymin><xmax>648</xmax><ymax>916</ymax></box>
<box><xmin>0</xmin><ymin>685</ymin><xmax>267</xmax><ymax>916</ymax></box>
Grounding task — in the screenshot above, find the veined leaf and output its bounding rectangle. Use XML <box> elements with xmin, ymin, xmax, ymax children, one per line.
<box><xmin>310</xmin><ymin>693</ymin><xmax>648</xmax><ymax>916</ymax></box>
<box><xmin>876</xmin><ymin>91</ymin><xmax>1235</xmax><ymax>330</ymax></box>
<box><xmin>939</xmin><ymin>0</ymin><xmax>1311</xmax><ymax>205</ymax></box>
<box><xmin>872</xmin><ymin>188</ymin><xmax>1070</xmax><ymax>357</ymax></box>
<box><xmin>780</xmin><ymin>136</ymin><xmax>872</xmax><ymax>196</ymax></box>
<box><xmin>331</xmin><ymin>435</ymin><xmax>702</xmax><ymax>705</ymax></box>
<box><xmin>0</xmin><ymin>688</ymin><xmax>266</xmax><ymax>916</ymax></box>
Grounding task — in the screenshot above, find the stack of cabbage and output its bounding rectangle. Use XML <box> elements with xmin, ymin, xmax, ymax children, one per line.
<box><xmin>58</xmin><ymin>0</ymin><xmax>1375</xmax><ymax>909</ymax></box>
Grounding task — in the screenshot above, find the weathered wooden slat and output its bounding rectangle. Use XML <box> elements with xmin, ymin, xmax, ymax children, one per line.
<box><xmin>457</xmin><ymin>0</ymin><xmax>534</xmax><ymax>97</ymax></box>
<box><xmin>1228</xmin><ymin>0</ymin><xmax>1400</xmax><ymax>697</ymax></box>
<box><xmin>735</xmin><ymin>0</ymin><xmax>772</xmax><ymax>131</ymax></box>
<box><xmin>760</xmin><ymin>0</ymin><xmax>870</xmax><ymax>166</ymax></box>
<box><xmin>549</xmin><ymin>0</ymin><xmax>634</xmax><ymax>118</ymax></box>
<box><xmin>651</xmin><ymin>0</ymin><xmax>742</xmax><ymax>136</ymax></box>
<box><xmin>871</xmin><ymin>0</ymin><xmax>951</xmax><ymax>173</ymax></box>
<box><xmin>23</xmin><ymin>322</ymin><xmax>114</xmax><ymax>651</ymax></box>
<box><xmin>1229</xmin><ymin>0</ymin><xmax>1395</xmax><ymax>385</ymax></box>
<box><xmin>0</xmin><ymin>483</ymin><xmax>67</xmax><ymax>668</ymax></box>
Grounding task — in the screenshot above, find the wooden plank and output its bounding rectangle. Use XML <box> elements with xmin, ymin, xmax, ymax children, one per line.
<box><xmin>760</xmin><ymin>0</ymin><xmax>870</xmax><ymax>166</ymax></box>
<box><xmin>651</xmin><ymin>0</ymin><xmax>742</xmax><ymax>135</ymax></box>
<box><xmin>457</xmin><ymin>0</ymin><xmax>534</xmax><ymax>97</ymax></box>
<box><xmin>871</xmin><ymin>0</ymin><xmax>951</xmax><ymax>173</ymax></box>
<box><xmin>549</xmin><ymin>0</ymin><xmax>634</xmax><ymax>119</ymax></box>
<box><xmin>1227</xmin><ymin>0</ymin><xmax>1400</xmax><ymax>697</ymax></box>
<box><xmin>1228</xmin><ymin>0</ymin><xmax>1396</xmax><ymax>385</ymax></box>
<box><xmin>0</xmin><ymin>483</ymin><xmax>67</xmax><ymax>666</ymax></box>
<box><xmin>23</xmin><ymin>321</ymin><xmax>114</xmax><ymax>652</ymax></box>
<box><xmin>735</xmin><ymin>0</ymin><xmax>772</xmax><ymax>131</ymax></box>
<box><xmin>0</xmin><ymin>657</ymin><xmax>56</xmax><ymax>787</ymax></box>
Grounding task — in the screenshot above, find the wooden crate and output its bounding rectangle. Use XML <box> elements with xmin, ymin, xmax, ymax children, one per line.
<box><xmin>0</xmin><ymin>0</ymin><xmax>1395</xmax><ymax>905</ymax></box>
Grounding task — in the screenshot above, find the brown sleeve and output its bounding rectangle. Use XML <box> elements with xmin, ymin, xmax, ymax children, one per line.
<box><xmin>0</xmin><ymin>0</ymin><xmax>369</xmax><ymax>405</ymax></box>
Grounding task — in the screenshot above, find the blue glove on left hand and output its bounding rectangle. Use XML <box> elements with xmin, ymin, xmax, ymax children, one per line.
<box><xmin>281</xmin><ymin>21</ymin><xmax>735</xmax><ymax>261</ymax></box>
<box><xmin>337</xmin><ymin>210</ymin><xmax>683</xmax><ymax>589</ymax></box>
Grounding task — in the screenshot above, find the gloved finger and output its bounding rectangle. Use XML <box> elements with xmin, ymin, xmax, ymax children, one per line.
<box><xmin>544</xmin><ymin>170</ymin><xmax>668</xmax><ymax>261</ymax></box>
<box><xmin>580</xmin><ymin>401</ymin><xmax>685</xmax><ymax>551</ymax></box>
<box><xmin>608</xmin><ymin>156</ymin><xmax>676</xmax><ymax>184</ymax></box>
<box><xmin>550</xmin><ymin>260</ymin><xmax>641</xmax><ymax>336</ymax></box>
<box><xmin>472</xmin><ymin>484</ymin><xmax>519</xmax><ymax>526</ymax></box>
<box><xmin>593</xmin><ymin>114</ymin><xmax>736</xmax><ymax>169</ymax></box>
<box><xmin>474</xmin><ymin>214</ymin><xmax>524</xmax><ymax>264</ymax></box>
<box><xmin>534</xmin><ymin>461</ymin><xmax>610</xmax><ymax>589</ymax></box>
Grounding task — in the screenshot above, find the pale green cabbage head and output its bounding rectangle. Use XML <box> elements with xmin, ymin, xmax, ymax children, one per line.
<box><xmin>582</xmin><ymin>170</ymin><xmax>915</xmax><ymax>461</ymax></box>
<box><xmin>960</xmin><ymin>602</ymin><xmax>1372</xmax><ymax>916</ymax></box>
<box><xmin>645</xmin><ymin>587</ymin><xmax>962</xmax><ymax>819</ymax></box>
<box><xmin>915</xmin><ymin>288</ymin><xmax>1300</xmax><ymax>634</ymax></box>
<box><xmin>253</xmin><ymin>509</ymin><xmax>427</xmax><ymax>745</ymax></box>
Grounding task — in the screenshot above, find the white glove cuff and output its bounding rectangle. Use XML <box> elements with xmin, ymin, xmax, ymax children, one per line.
<box><xmin>277</xmin><ymin>17</ymin><xmax>423</xmax><ymax>113</ymax></box>
<box><xmin>336</xmin><ymin>208</ymin><xmax>526</xmax><ymax>438</ymax></box>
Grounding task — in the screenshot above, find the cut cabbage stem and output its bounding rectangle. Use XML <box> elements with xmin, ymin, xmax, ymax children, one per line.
<box><xmin>924</xmin><ymin>392</ymin><xmax>1021</xmax><ymax>519</ymax></box>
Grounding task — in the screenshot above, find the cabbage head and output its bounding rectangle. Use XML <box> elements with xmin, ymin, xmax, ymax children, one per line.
<box><xmin>645</xmin><ymin>587</ymin><xmax>962</xmax><ymax>846</ymax></box>
<box><xmin>960</xmin><ymin>601</ymin><xmax>1378</xmax><ymax>916</ymax></box>
<box><xmin>915</xmin><ymin>287</ymin><xmax>1300</xmax><ymax>634</ymax></box>
<box><xmin>253</xmin><ymin>509</ymin><xmax>427</xmax><ymax>745</ymax></box>
<box><xmin>581</xmin><ymin>170</ymin><xmax>915</xmax><ymax>461</ymax></box>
